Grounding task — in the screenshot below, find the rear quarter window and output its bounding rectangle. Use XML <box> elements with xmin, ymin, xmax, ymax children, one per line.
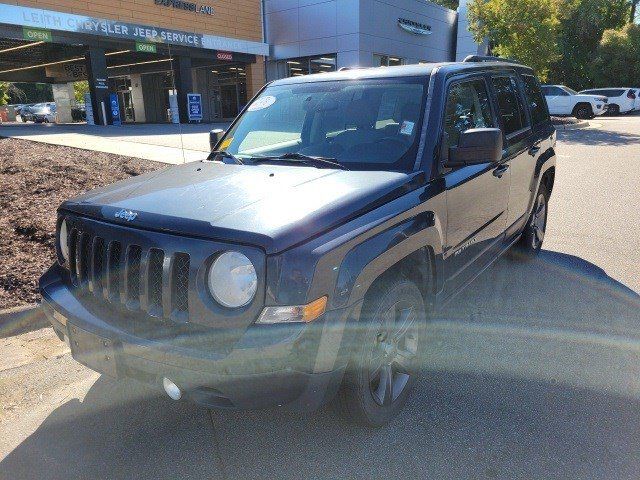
<box><xmin>491</xmin><ymin>76</ymin><xmax>529</xmax><ymax>136</ymax></box>
<box><xmin>522</xmin><ymin>75</ymin><xmax>550</xmax><ymax>127</ymax></box>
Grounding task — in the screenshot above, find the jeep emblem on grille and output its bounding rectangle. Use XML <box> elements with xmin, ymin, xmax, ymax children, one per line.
<box><xmin>115</xmin><ymin>209</ymin><xmax>138</xmax><ymax>221</ymax></box>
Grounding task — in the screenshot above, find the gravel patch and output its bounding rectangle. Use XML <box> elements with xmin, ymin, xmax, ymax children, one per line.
<box><xmin>0</xmin><ymin>138</ymin><xmax>163</xmax><ymax>309</ymax></box>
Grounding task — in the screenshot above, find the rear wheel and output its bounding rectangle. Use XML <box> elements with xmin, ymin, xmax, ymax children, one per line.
<box><xmin>513</xmin><ymin>183</ymin><xmax>549</xmax><ymax>260</ymax></box>
<box><xmin>608</xmin><ymin>104</ymin><xmax>620</xmax><ymax>116</ymax></box>
<box><xmin>335</xmin><ymin>278</ymin><xmax>427</xmax><ymax>427</ymax></box>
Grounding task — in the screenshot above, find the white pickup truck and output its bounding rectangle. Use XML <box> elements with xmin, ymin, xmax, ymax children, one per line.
<box><xmin>541</xmin><ymin>85</ymin><xmax>608</xmax><ymax>119</ymax></box>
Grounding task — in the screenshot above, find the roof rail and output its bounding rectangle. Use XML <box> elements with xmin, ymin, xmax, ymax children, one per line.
<box><xmin>462</xmin><ymin>55</ymin><xmax>523</xmax><ymax>65</ymax></box>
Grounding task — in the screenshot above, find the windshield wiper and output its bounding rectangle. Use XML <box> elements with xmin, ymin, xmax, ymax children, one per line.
<box><xmin>209</xmin><ymin>150</ymin><xmax>244</xmax><ymax>165</ymax></box>
<box><xmin>249</xmin><ymin>152</ymin><xmax>348</xmax><ymax>170</ymax></box>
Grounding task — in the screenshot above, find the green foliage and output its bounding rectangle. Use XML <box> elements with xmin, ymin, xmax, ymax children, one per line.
<box><xmin>593</xmin><ymin>23</ymin><xmax>640</xmax><ymax>86</ymax></box>
<box><xmin>430</xmin><ymin>0</ymin><xmax>459</xmax><ymax>9</ymax></box>
<box><xmin>0</xmin><ymin>83</ymin><xmax>9</xmax><ymax>106</ymax></box>
<box><xmin>74</xmin><ymin>81</ymin><xmax>90</xmax><ymax>103</ymax></box>
<box><xmin>8</xmin><ymin>83</ymin><xmax>53</xmax><ymax>104</ymax></box>
<box><xmin>550</xmin><ymin>0</ymin><xmax>630</xmax><ymax>90</ymax></box>
<box><xmin>468</xmin><ymin>0</ymin><xmax>561</xmax><ymax>80</ymax></box>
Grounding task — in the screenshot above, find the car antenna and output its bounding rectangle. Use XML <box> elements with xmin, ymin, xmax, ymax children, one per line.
<box><xmin>167</xmin><ymin>42</ymin><xmax>187</xmax><ymax>165</ymax></box>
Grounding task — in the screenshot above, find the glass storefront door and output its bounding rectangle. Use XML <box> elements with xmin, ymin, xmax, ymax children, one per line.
<box><xmin>109</xmin><ymin>76</ymin><xmax>135</xmax><ymax>123</ymax></box>
<box><xmin>196</xmin><ymin>63</ymin><xmax>248</xmax><ymax>121</ymax></box>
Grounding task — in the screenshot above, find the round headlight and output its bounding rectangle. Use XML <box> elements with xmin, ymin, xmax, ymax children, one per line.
<box><xmin>58</xmin><ymin>219</ymin><xmax>69</xmax><ymax>264</ymax></box>
<box><xmin>207</xmin><ymin>251</ymin><xmax>257</xmax><ymax>308</ymax></box>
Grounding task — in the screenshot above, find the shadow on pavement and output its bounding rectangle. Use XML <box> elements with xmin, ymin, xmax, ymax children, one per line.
<box><xmin>2</xmin><ymin>250</ymin><xmax>640</xmax><ymax>479</ymax></box>
<box><xmin>557</xmin><ymin>125</ymin><xmax>640</xmax><ymax>146</ymax></box>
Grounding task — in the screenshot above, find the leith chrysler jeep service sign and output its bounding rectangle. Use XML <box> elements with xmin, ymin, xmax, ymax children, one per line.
<box><xmin>0</xmin><ymin>4</ymin><xmax>269</xmax><ymax>55</ymax></box>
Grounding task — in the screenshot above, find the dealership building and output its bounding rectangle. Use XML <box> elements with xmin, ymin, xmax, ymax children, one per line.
<box><xmin>0</xmin><ymin>0</ymin><xmax>485</xmax><ymax>125</ymax></box>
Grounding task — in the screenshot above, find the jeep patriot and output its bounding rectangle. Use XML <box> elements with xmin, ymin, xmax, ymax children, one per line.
<box><xmin>40</xmin><ymin>57</ymin><xmax>556</xmax><ymax>426</ymax></box>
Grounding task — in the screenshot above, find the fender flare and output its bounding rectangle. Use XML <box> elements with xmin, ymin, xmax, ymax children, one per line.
<box><xmin>333</xmin><ymin>213</ymin><xmax>444</xmax><ymax>310</ymax></box>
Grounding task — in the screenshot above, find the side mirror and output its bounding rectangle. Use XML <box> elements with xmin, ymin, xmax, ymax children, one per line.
<box><xmin>445</xmin><ymin>128</ymin><xmax>503</xmax><ymax>168</ymax></box>
<box><xmin>209</xmin><ymin>128</ymin><xmax>225</xmax><ymax>152</ymax></box>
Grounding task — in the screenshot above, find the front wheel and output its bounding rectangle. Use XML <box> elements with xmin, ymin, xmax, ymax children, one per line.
<box><xmin>513</xmin><ymin>183</ymin><xmax>549</xmax><ymax>260</ymax></box>
<box><xmin>335</xmin><ymin>278</ymin><xmax>427</xmax><ymax>427</ymax></box>
<box><xmin>573</xmin><ymin>104</ymin><xmax>593</xmax><ymax>119</ymax></box>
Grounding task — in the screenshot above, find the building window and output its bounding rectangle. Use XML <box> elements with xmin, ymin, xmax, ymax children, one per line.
<box><xmin>373</xmin><ymin>54</ymin><xmax>404</xmax><ymax>67</ymax></box>
<box><xmin>282</xmin><ymin>54</ymin><xmax>337</xmax><ymax>77</ymax></box>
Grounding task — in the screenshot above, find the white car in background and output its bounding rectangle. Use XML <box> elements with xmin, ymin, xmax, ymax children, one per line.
<box><xmin>578</xmin><ymin>88</ymin><xmax>637</xmax><ymax>115</ymax></box>
<box><xmin>541</xmin><ymin>85</ymin><xmax>608</xmax><ymax>119</ymax></box>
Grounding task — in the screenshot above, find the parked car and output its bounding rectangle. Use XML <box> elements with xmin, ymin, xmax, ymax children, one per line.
<box><xmin>31</xmin><ymin>102</ymin><xmax>57</xmax><ymax>123</ymax></box>
<box><xmin>541</xmin><ymin>85</ymin><xmax>608</xmax><ymax>119</ymax></box>
<box><xmin>40</xmin><ymin>57</ymin><xmax>556</xmax><ymax>426</ymax></box>
<box><xmin>71</xmin><ymin>103</ymin><xmax>87</xmax><ymax>122</ymax></box>
<box><xmin>578</xmin><ymin>88</ymin><xmax>637</xmax><ymax>115</ymax></box>
<box><xmin>18</xmin><ymin>104</ymin><xmax>35</xmax><ymax>122</ymax></box>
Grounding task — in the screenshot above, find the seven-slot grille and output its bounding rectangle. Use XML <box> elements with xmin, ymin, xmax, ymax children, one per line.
<box><xmin>67</xmin><ymin>228</ymin><xmax>190</xmax><ymax>320</ymax></box>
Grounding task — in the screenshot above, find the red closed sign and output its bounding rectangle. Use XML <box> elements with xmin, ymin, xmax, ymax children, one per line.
<box><xmin>216</xmin><ymin>51</ymin><xmax>233</xmax><ymax>61</ymax></box>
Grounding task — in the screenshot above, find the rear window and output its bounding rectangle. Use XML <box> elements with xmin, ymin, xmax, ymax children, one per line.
<box><xmin>491</xmin><ymin>76</ymin><xmax>529</xmax><ymax>136</ymax></box>
<box><xmin>583</xmin><ymin>89</ymin><xmax>625</xmax><ymax>97</ymax></box>
<box><xmin>522</xmin><ymin>75</ymin><xmax>550</xmax><ymax>127</ymax></box>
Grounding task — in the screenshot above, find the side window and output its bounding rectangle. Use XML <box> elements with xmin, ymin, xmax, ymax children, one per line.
<box><xmin>522</xmin><ymin>74</ymin><xmax>550</xmax><ymax>127</ymax></box>
<box><xmin>491</xmin><ymin>76</ymin><xmax>529</xmax><ymax>136</ymax></box>
<box><xmin>443</xmin><ymin>79</ymin><xmax>494</xmax><ymax>147</ymax></box>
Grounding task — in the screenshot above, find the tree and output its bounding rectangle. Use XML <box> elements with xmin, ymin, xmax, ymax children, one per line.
<box><xmin>0</xmin><ymin>83</ymin><xmax>9</xmax><ymax>106</ymax></box>
<box><xmin>593</xmin><ymin>23</ymin><xmax>640</xmax><ymax>86</ymax></box>
<box><xmin>7</xmin><ymin>83</ymin><xmax>52</xmax><ymax>104</ymax></box>
<box><xmin>74</xmin><ymin>81</ymin><xmax>89</xmax><ymax>104</ymax></box>
<box><xmin>549</xmin><ymin>0</ymin><xmax>629</xmax><ymax>90</ymax></box>
<box><xmin>0</xmin><ymin>83</ymin><xmax>26</xmax><ymax>105</ymax></box>
<box><xmin>431</xmin><ymin>0</ymin><xmax>459</xmax><ymax>9</ymax></box>
<box><xmin>630</xmin><ymin>0</ymin><xmax>639</xmax><ymax>23</ymax></box>
<box><xmin>468</xmin><ymin>0</ymin><xmax>561</xmax><ymax>80</ymax></box>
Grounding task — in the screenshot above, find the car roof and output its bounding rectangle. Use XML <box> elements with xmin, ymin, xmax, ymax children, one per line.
<box><xmin>269</xmin><ymin>62</ymin><xmax>535</xmax><ymax>86</ymax></box>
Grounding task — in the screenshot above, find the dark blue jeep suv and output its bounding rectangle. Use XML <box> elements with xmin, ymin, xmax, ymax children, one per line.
<box><xmin>40</xmin><ymin>57</ymin><xmax>556</xmax><ymax>426</ymax></box>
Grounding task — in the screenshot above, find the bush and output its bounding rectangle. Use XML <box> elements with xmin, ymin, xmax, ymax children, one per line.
<box><xmin>593</xmin><ymin>23</ymin><xmax>640</xmax><ymax>87</ymax></box>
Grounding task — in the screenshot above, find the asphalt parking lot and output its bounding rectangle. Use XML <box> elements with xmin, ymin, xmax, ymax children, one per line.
<box><xmin>1</xmin><ymin>114</ymin><xmax>639</xmax><ymax>480</ymax></box>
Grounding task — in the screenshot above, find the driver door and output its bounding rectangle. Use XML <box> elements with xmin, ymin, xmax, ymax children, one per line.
<box><xmin>442</xmin><ymin>77</ymin><xmax>510</xmax><ymax>295</ymax></box>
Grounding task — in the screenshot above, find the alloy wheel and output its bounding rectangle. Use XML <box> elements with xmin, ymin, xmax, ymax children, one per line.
<box><xmin>368</xmin><ymin>301</ymin><xmax>419</xmax><ymax>406</ymax></box>
<box><xmin>530</xmin><ymin>192</ymin><xmax>547</xmax><ymax>249</ymax></box>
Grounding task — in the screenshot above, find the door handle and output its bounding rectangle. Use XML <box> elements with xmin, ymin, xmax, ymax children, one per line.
<box><xmin>493</xmin><ymin>164</ymin><xmax>510</xmax><ymax>178</ymax></box>
<box><xmin>528</xmin><ymin>145</ymin><xmax>541</xmax><ymax>156</ymax></box>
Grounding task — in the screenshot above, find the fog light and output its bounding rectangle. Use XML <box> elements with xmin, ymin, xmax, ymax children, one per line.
<box><xmin>163</xmin><ymin>377</ymin><xmax>182</xmax><ymax>400</ymax></box>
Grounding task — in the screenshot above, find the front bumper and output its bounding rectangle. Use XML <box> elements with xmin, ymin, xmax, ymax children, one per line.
<box><xmin>594</xmin><ymin>104</ymin><xmax>607</xmax><ymax>116</ymax></box>
<box><xmin>40</xmin><ymin>264</ymin><xmax>357</xmax><ymax>411</ymax></box>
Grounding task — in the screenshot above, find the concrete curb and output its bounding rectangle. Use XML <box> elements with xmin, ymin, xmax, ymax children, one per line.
<box><xmin>553</xmin><ymin>121</ymin><xmax>590</xmax><ymax>130</ymax></box>
<box><xmin>0</xmin><ymin>304</ymin><xmax>48</xmax><ymax>339</ymax></box>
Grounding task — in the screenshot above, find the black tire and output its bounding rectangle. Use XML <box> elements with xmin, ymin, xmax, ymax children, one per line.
<box><xmin>512</xmin><ymin>183</ymin><xmax>549</xmax><ymax>260</ymax></box>
<box><xmin>335</xmin><ymin>278</ymin><xmax>427</xmax><ymax>427</ymax></box>
<box><xmin>608</xmin><ymin>104</ymin><xmax>620</xmax><ymax>116</ymax></box>
<box><xmin>573</xmin><ymin>104</ymin><xmax>593</xmax><ymax>120</ymax></box>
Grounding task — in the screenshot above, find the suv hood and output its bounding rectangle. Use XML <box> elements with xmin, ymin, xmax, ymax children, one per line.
<box><xmin>62</xmin><ymin>161</ymin><xmax>421</xmax><ymax>253</ymax></box>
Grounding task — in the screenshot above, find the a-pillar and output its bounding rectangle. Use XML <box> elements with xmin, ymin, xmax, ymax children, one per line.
<box><xmin>171</xmin><ymin>56</ymin><xmax>193</xmax><ymax>123</ymax></box>
<box><xmin>85</xmin><ymin>47</ymin><xmax>111</xmax><ymax>125</ymax></box>
<box><xmin>51</xmin><ymin>83</ymin><xmax>75</xmax><ymax>123</ymax></box>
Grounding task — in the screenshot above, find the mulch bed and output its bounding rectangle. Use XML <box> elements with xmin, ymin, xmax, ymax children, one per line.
<box><xmin>551</xmin><ymin>116</ymin><xmax>580</xmax><ymax>125</ymax></box>
<box><xmin>0</xmin><ymin>138</ymin><xmax>164</xmax><ymax>310</ymax></box>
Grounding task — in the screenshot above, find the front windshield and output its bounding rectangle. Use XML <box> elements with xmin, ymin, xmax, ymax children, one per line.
<box><xmin>221</xmin><ymin>78</ymin><xmax>428</xmax><ymax>171</ymax></box>
<box><xmin>563</xmin><ymin>86</ymin><xmax>578</xmax><ymax>95</ymax></box>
